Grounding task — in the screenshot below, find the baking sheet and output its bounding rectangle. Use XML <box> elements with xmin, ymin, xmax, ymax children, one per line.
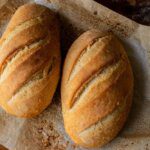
<box><xmin>0</xmin><ymin>0</ymin><xmax>150</xmax><ymax>150</ymax></box>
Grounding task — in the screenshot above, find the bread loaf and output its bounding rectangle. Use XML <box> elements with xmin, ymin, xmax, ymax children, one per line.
<box><xmin>0</xmin><ymin>3</ymin><xmax>60</xmax><ymax>117</ymax></box>
<box><xmin>61</xmin><ymin>30</ymin><xmax>133</xmax><ymax>148</ymax></box>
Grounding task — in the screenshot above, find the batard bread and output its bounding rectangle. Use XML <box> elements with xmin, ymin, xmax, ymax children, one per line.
<box><xmin>0</xmin><ymin>3</ymin><xmax>61</xmax><ymax>118</ymax></box>
<box><xmin>61</xmin><ymin>30</ymin><xmax>133</xmax><ymax>148</ymax></box>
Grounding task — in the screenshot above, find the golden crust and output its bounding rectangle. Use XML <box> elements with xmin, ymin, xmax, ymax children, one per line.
<box><xmin>61</xmin><ymin>30</ymin><xmax>133</xmax><ymax>148</ymax></box>
<box><xmin>0</xmin><ymin>3</ymin><xmax>60</xmax><ymax>118</ymax></box>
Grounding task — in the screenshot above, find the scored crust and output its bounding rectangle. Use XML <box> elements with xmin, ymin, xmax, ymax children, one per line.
<box><xmin>61</xmin><ymin>30</ymin><xmax>133</xmax><ymax>148</ymax></box>
<box><xmin>0</xmin><ymin>3</ymin><xmax>60</xmax><ymax>117</ymax></box>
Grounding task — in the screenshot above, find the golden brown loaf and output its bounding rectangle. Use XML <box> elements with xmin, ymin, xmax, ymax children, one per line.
<box><xmin>61</xmin><ymin>30</ymin><xmax>133</xmax><ymax>148</ymax></box>
<box><xmin>0</xmin><ymin>3</ymin><xmax>61</xmax><ymax>118</ymax></box>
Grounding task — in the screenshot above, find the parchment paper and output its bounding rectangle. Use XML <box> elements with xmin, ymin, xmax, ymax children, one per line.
<box><xmin>0</xmin><ymin>0</ymin><xmax>149</xmax><ymax>150</ymax></box>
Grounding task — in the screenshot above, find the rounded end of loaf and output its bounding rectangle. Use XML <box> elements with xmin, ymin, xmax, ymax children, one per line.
<box><xmin>61</xmin><ymin>30</ymin><xmax>134</xmax><ymax>148</ymax></box>
<box><xmin>65</xmin><ymin>90</ymin><xmax>133</xmax><ymax>148</ymax></box>
<box><xmin>0</xmin><ymin>3</ymin><xmax>61</xmax><ymax>118</ymax></box>
<box><xmin>1</xmin><ymin>60</ymin><xmax>60</xmax><ymax>118</ymax></box>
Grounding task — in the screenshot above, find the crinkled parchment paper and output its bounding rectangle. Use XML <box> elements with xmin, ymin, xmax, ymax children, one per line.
<box><xmin>0</xmin><ymin>0</ymin><xmax>150</xmax><ymax>150</ymax></box>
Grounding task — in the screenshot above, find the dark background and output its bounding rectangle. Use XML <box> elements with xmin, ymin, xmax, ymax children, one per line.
<box><xmin>95</xmin><ymin>0</ymin><xmax>150</xmax><ymax>25</ymax></box>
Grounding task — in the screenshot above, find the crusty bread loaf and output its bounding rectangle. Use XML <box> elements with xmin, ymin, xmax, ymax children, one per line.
<box><xmin>61</xmin><ymin>30</ymin><xmax>133</xmax><ymax>148</ymax></box>
<box><xmin>0</xmin><ymin>3</ymin><xmax>61</xmax><ymax>118</ymax></box>
<box><xmin>0</xmin><ymin>144</ymin><xmax>8</xmax><ymax>150</ymax></box>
